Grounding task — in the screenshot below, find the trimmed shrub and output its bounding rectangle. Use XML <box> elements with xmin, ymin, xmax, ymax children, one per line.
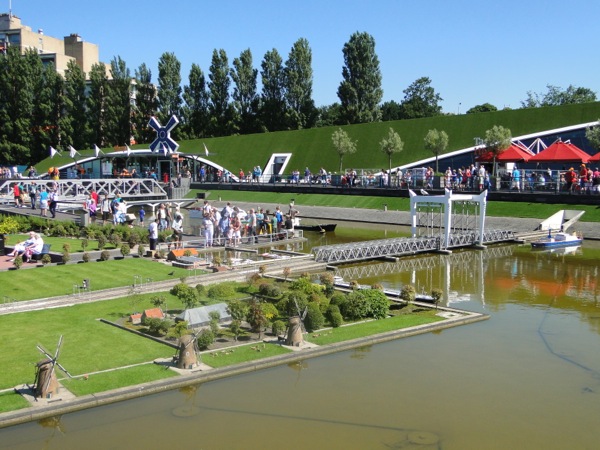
<box><xmin>207</xmin><ymin>283</ymin><xmax>236</xmax><ymax>299</ymax></box>
<box><xmin>343</xmin><ymin>291</ymin><xmax>370</xmax><ymax>320</ymax></box>
<box><xmin>61</xmin><ymin>251</ymin><xmax>70</xmax><ymax>264</ymax></box>
<box><xmin>330</xmin><ymin>311</ymin><xmax>344</xmax><ymax>328</ymax></box>
<box><xmin>196</xmin><ymin>329</ymin><xmax>214</xmax><ymax>350</ymax></box>
<box><xmin>120</xmin><ymin>243</ymin><xmax>130</xmax><ymax>257</ymax></box>
<box><xmin>362</xmin><ymin>289</ymin><xmax>390</xmax><ymax>319</ymax></box>
<box><xmin>137</xmin><ymin>244</ymin><xmax>145</xmax><ymax>257</ymax></box>
<box><xmin>100</xmin><ymin>250</ymin><xmax>111</xmax><ymax>261</ymax></box>
<box><xmin>82</xmin><ymin>252</ymin><xmax>90</xmax><ymax>263</ymax></box>
<box><xmin>258</xmin><ymin>283</ymin><xmax>282</xmax><ymax>298</ymax></box>
<box><xmin>41</xmin><ymin>254</ymin><xmax>52</xmax><ymax>265</ymax></box>
<box><xmin>400</xmin><ymin>285</ymin><xmax>416</xmax><ymax>303</ymax></box>
<box><xmin>195</xmin><ymin>284</ymin><xmax>206</xmax><ymax>296</ymax></box>
<box><xmin>13</xmin><ymin>255</ymin><xmax>23</xmax><ymax>269</ymax></box>
<box><xmin>97</xmin><ymin>234</ymin><xmax>107</xmax><ymax>250</ymax></box>
<box><xmin>329</xmin><ymin>292</ymin><xmax>347</xmax><ymax>311</ymax></box>
<box><xmin>271</xmin><ymin>320</ymin><xmax>286</xmax><ymax>337</ymax></box>
<box><xmin>304</xmin><ymin>302</ymin><xmax>325</xmax><ymax>332</ymax></box>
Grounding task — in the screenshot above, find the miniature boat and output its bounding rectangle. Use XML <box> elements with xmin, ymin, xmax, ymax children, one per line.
<box><xmin>295</xmin><ymin>223</ymin><xmax>337</xmax><ymax>233</ymax></box>
<box><xmin>531</xmin><ymin>231</ymin><xmax>582</xmax><ymax>249</ymax></box>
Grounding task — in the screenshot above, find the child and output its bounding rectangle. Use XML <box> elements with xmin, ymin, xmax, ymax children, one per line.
<box><xmin>139</xmin><ymin>206</ymin><xmax>146</xmax><ymax>226</ymax></box>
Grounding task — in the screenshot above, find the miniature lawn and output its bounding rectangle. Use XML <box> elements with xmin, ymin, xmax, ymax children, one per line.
<box><xmin>203</xmin><ymin>343</ymin><xmax>291</xmax><ymax>369</ymax></box>
<box><xmin>0</xmin><ymin>391</ymin><xmax>30</xmax><ymax>413</ymax></box>
<box><xmin>305</xmin><ymin>309</ymin><xmax>444</xmax><ymax>345</ymax></box>
<box><xmin>6</xmin><ymin>234</ymin><xmax>120</xmax><ymax>252</ymax></box>
<box><xmin>0</xmin><ymin>258</ymin><xmax>193</xmax><ymax>302</ymax></box>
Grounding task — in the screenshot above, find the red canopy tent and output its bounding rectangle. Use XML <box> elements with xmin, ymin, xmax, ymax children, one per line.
<box><xmin>528</xmin><ymin>140</ymin><xmax>590</xmax><ymax>163</ymax></box>
<box><xmin>586</xmin><ymin>152</ymin><xmax>600</xmax><ymax>163</ymax></box>
<box><xmin>476</xmin><ymin>143</ymin><xmax>534</xmax><ymax>163</ymax></box>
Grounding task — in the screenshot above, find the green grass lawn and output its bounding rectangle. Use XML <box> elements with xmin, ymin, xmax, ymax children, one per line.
<box><xmin>0</xmin><ymin>295</ymin><xmax>184</xmax><ymax>391</ymax></box>
<box><xmin>194</xmin><ymin>189</ymin><xmax>600</xmax><ymax>222</ymax></box>
<box><xmin>305</xmin><ymin>311</ymin><xmax>444</xmax><ymax>345</ymax></box>
<box><xmin>62</xmin><ymin>364</ymin><xmax>178</xmax><ymax>396</ymax></box>
<box><xmin>0</xmin><ymin>391</ymin><xmax>30</xmax><ymax>413</ymax></box>
<box><xmin>6</xmin><ymin>234</ymin><xmax>119</xmax><ymax>253</ymax></box>
<box><xmin>0</xmin><ymin>258</ymin><xmax>193</xmax><ymax>301</ymax></box>
<box><xmin>203</xmin><ymin>343</ymin><xmax>291</xmax><ymax>368</ymax></box>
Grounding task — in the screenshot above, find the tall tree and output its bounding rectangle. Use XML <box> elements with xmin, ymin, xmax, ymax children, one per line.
<box><xmin>29</xmin><ymin>53</ymin><xmax>55</xmax><ymax>163</ymax></box>
<box><xmin>483</xmin><ymin>125</ymin><xmax>512</xmax><ymax>175</ymax></box>
<box><xmin>379</xmin><ymin>127</ymin><xmax>404</xmax><ymax>185</ymax></box>
<box><xmin>0</xmin><ymin>47</ymin><xmax>37</xmax><ymax>164</ymax></box>
<box><xmin>134</xmin><ymin>63</ymin><xmax>158</xmax><ymax>145</ymax></box>
<box><xmin>106</xmin><ymin>56</ymin><xmax>132</xmax><ymax>146</ymax></box>
<box><xmin>466</xmin><ymin>103</ymin><xmax>497</xmax><ymax>114</ymax></box>
<box><xmin>86</xmin><ymin>63</ymin><xmax>108</xmax><ymax>147</ymax></box>
<box><xmin>337</xmin><ymin>32</ymin><xmax>383</xmax><ymax>124</ymax></box>
<box><xmin>260</xmin><ymin>48</ymin><xmax>287</xmax><ymax>131</ymax></box>
<box><xmin>331</xmin><ymin>128</ymin><xmax>357</xmax><ymax>172</ymax></box>
<box><xmin>208</xmin><ymin>48</ymin><xmax>233</xmax><ymax>136</ymax></box>
<box><xmin>157</xmin><ymin>52</ymin><xmax>182</xmax><ymax>131</ymax></box>
<box><xmin>284</xmin><ymin>38</ymin><xmax>316</xmax><ymax>129</ymax></box>
<box><xmin>62</xmin><ymin>59</ymin><xmax>88</xmax><ymax>150</ymax></box>
<box><xmin>585</xmin><ymin>120</ymin><xmax>600</xmax><ymax>151</ymax></box>
<box><xmin>182</xmin><ymin>63</ymin><xmax>210</xmax><ymax>139</ymax></box>
<box><xmin>231</xmin><ymin>48</ymin><xmax>259</xmax><ymax>134</ymax></box>
<box><xmin>400</xmin><ymin>77</ymin><xmax>443</xmax><ymax>119</ymax></box>
<box><xmin>381</xmin><ymin>100</ymin><xmax>402</xmax><ymax>121</ymax></box>
<box><xmin>522</xmin><ymin>84</ymin><xmax>597</xmax><ymax>108</ymax></box>
<box><xmin>423</xmin><ymin>129</ymin><xmax>449</xmax><ymax>173</ymax></box>
<box><xmin>316</xmin><ymin>103</ymin><xmax>342</xmax><ymax>127</ymax></box>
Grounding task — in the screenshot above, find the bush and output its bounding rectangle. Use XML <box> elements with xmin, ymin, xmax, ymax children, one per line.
<box><xmin>329</xmin><ymin>293</ymin><xmax>347</xmax><ymax>311</ymax></box>
<box><xmin>258</xmin><ymin>283</ymin><xmax>282</xmax><ymax>298</ymax></box>
<box><xmin>207</xmin><ymin>283</ymin><xmax>236</xmax><ymax>299</ymax></box>
<box><xmin>62</xmin><ymin>243</ymin><xmax>71</xmax><ymax>253</ymax></box>
<box><xmin>82</xmin><ymin>252</ymin><xmax>90</xmax><ymax>263</ymax></box>
<box><xmin>330</xmin><ymin>311</ymin><xmax>344</xmax><ymax>328</ymax></box>
<box><xmin>276</xmin><ymin>291</ymin><xmax>308</xmax><ymax>317</ymax></box>
<box><xmin>127</xmin><ymin>232</ymin><xmax>140</xmax><ymax>249</ymax></box>
<box><xmin>109</xmin><ymin>233</ymin><xmax>122</xmax><ymax>248</ymax></box>
<box><xmin>343</xmin><ymin>291</ymin><xmax>370</xmax><ymax>320</ymax></box>
<box><xmin>400</xmin><ymin>285</ymin><xmax>416</xmax><ymax>303</ymax></box>
<box><xmin>100</xmin><ymin>250</ymin><xmax>111</xmax><ymax>261</ymax></box>
<box><xmin>13</xmin><ymin>255</ymin><xmax>23</xmax><ymax>269</ymax></box>
<box><xmin>97</xmin><ymin>234</ymin><xmax>107</xmax><ymax>250</ymax></box>
<box><xmin>137</xmin><ymin>244</ymin><xmax>145</xmax><ymax>257</ymax></box>
<box><xmin>170</xmin><ymin>283</ymin><xmax>198</xmax><ymax>310</ymax></box>
<box><xmin>195</xmin><ymin>284</ymin><xmax>206</xmax><ymax>296</ymax></box>
<box><xmin>120</xmin><ymin>243</ymin><xmax>130</xmax><ymax>257</ymax></box>
<box><xmin>41</xmin><ymin>254</ymin><xmax>52</xmax><ymax>265</ymax></box>
<box><xmin>196</xmin><ymin>329</ymin><xmax>214</xmax><ymax>350</ymax></box>
<box><xmin>272</xmin><ymin>320</ymin><xmax>286</xmax><ymax>336</ymax></box>
<box><xmin>80</xmin><ymin>238</ymin><xmax>88</xmax><ymax>251</ymax></box>
<box><xmin>362</xmin><ymin>289</ymin><xmax>390</xmax><ymax>319</ymax></box>
<box><xmin>304</xmin><ymin>302</ymin><xmax>325</xmax><ymax>332</ymax></box>
<box><xmin>61</xmin><ymin>251</ymin><xmax>70</xmax><ymax>264</ymax></box>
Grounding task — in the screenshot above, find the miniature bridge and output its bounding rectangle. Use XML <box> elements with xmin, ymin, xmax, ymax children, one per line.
<box><xmin>312</xmin><ymin>229</ymin><xmax>516</xmax><ymax>264</ymax></box>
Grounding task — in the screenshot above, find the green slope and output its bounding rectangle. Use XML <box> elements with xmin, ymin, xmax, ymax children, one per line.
<box><xmin>36</xmin><ymin>102</ymin><xmax>600</xmax><ymax>174</ymax></box>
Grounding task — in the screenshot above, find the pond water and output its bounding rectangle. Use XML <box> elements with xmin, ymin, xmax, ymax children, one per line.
<box><xmin>2</xmin><ymin>225</ymin><xmax>600</xmax><ymax>449</ymax></box>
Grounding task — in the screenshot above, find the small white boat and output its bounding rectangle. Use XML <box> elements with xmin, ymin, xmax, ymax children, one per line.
<box><xmin>531</xmin><ymin>231</ymin><xmax>582</xmax><ymax>249</ymax></box>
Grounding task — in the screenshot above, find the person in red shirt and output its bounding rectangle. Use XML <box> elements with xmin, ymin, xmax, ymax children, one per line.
<box><xmin>13</xmin><ymin>183</ymin><xmax>21</xmax><ymax>207</ymax></box>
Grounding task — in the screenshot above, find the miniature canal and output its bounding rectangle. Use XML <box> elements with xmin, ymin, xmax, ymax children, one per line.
<box><xmin>2</xmin><ymin>222</ymin><xmax>600</xmax><ymax>449</ymax></box>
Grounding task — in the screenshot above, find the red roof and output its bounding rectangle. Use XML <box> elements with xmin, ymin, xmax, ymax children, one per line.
<box><xmin>142</xmin><ymin>308</ymin><xmax>164</xmax><ymax>319</ymax></box>
<box><xmin>477</xmin><ymin>143</ymin><xmax>534</xmax><ymax>163</ymax></box>
<box><xmin>586</xmin><ymin>152</ymin><xmax>600</xmax><ymax>162</ymax></box>
<box><xmin>528</xmin><ymin>140</ymin><xmax>590</xmax><ymax>163</ymax></box>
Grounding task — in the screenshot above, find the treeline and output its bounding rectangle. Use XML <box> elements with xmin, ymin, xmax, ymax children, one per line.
<box><xmin>1</xmin><ymin>29</ymin><xmax>596</xmax><ymax>166</ymax></box>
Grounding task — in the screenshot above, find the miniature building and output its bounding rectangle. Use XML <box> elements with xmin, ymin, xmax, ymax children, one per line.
<box><xmin>130</xmin><ymin>313</ymin><xmax>142</xmax><ymax>325</ymax></box>
<box><xmin>141</xmin><ymin>308</ymin><xmax>164</xmax><ymax>322</ymax></box>
<box><xmin>177</xmin><ymin>303</ymin><xmax>231</xmax><ymax>328</ymax></box>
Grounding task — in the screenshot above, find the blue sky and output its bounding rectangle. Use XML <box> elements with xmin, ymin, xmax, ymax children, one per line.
<box><xmin>8</xmin><ymin>0</ymin><xmax>600</xmax><ymax>113</ymax></box>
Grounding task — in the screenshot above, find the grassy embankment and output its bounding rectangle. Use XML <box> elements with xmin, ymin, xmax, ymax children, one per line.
<box><xmin>35</xmin><ymin>102</ymin><xmax>600</xmax><ymax>176</ymax></box>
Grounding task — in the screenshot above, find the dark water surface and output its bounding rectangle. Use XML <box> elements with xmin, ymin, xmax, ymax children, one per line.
<box><xmin>2</xmin><ymin>225</ymin><xmax>600</xmax><ymax>449</ymax></box>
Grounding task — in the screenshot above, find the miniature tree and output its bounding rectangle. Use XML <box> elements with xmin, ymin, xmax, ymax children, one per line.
<box><xmin>82</xmin><ymin>252</ymin><xmax>90</xmax><ymax>263</ymax></box>
<box><xmin>41</xmin><ymin>254</ymin><xmax>52</xmax><ymax>265</ymax></box>
<box><xmin>80</xmin><ymin>238</ymin><xmax>88</xmax><ymax>251</ymax></box>
<box><xmin>13</xmin><ymin>255</ymin><xmax>23</xmax><ymax>270</ymax></box>
<box><xmin>400</xmin><ymin>285</ymin><xmax>416</xmax><ymax>304</ymax></box>
<box><xmin>431</xmin><ymin>288</ymin><xmax>443</xmax><ymax>309</ymax></box>
<box><xmin>137</xmin><ymin>244</ymin><xmax>146</xmax><ymax>257</ymax></box>
<box><xmin>61</xmin><ymin>251</ymin><xmax>70</xmax><ymax>264</ymax></box>
<box><xmin>282</xmin><ymin>266</ymin><xmax>292</xmax><ymax>281</ymax></box>
<box><xmin>120</xmin><ymin>243</ymin><xmax>130</xmax><ymax>257</ymax></box>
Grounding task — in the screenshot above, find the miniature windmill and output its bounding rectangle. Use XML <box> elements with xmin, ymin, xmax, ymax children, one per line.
<box><xmin>285</xmin><ymin>301</ymin><xmax>307</xmax><ymax>347</ymax></box>
<box><xmin>176</xmin><ymin>332</ymin><xmax>200</xmax><ymax>369</ymax></box>
<box><xmin>34</xmin><ymin>336</ymin><xmax>72</xmax><ymax>399</ymax></box>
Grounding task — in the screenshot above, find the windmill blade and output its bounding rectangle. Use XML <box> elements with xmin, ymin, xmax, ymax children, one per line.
<box><xmin>184</xmin><ymin>331</ymin><xmax>200</xmax><ymax>349</ymax></box>
<box><xmin>37</xmin><ymin>344</ymin><xmax>53</xmax><ymax>360</ymax></box>
<box><xmin>53</xmin><ymin>335</ymin><xmax>63</xmax><ymax>361</ymax></box>
<box><xmin>55</xmin><ymin>361</ymin><xmax>73</xmax><ymax>378</ymax></box>
<box><xmin>301</xmin><ymin>307</ymin><xmax>308</xmax><ymax>321</ymax></box>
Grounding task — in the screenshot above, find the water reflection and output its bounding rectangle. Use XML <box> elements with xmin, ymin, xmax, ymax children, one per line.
<box><xmin>2</xmin><ymin>226</ymin><xmax>600</xmax><ymax>449</ymax></box>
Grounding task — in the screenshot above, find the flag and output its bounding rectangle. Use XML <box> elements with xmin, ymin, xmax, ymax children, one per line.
<box><xmin>94</xmin><ymin>144</ymin><xmax>104</xmax><ymax>157</ymax></box>
<box><xmin>68</xmin><ymin>145</ymin><xmax>80</xmax><ymax>159</ymax></box>
<box><xmin>49</xmin><ymin>146</ymin><xmax>59</xmax><ymax>158</ymax></box>
<box><xmin>204</xmin><ymin>143</ymin><xmax>209</xmax><ymax>157</ymax></box>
